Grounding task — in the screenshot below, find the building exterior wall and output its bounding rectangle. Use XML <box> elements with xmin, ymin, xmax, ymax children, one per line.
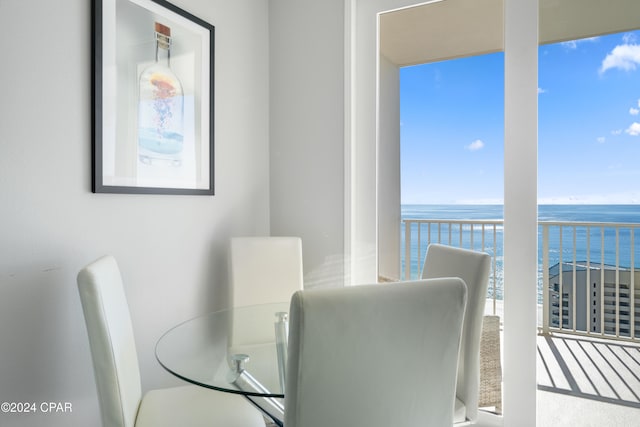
<box><xmin>550</xmin><ymin>264</ymin><xmax>640</xmax><ymax>337</ymax></box>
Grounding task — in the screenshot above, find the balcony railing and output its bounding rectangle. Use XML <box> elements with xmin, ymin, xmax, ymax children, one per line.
<box><xmin>402</xmin><ymin>218</ymin><xmax>640</xmax><ymax>342</ymax></box>
<box><xmin>403</xmin><ymin>219</ymin><xmax>503</xmax><ymax>314</ymax></box>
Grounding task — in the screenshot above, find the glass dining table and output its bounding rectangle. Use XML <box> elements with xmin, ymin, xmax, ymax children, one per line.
<box><xmin>155</xmin><ymin>302</ymin><xmax>290</xmax><ymax>426</ymax></box>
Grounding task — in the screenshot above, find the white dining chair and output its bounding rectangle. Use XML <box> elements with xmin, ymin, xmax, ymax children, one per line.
<box><xmin>421</xmin><ymin>243</ymin><xmax>492</xmax><ymax>424</ymax></box>
<box><xmin>228</xmin><ymin>236</ymin><xmax>304</xmax><ymax>396</ymax></box>
<box><xmin>229</xmin><ymin>236</ymin><xmax>304</xmax><ymax>307</ymax></box>
<box><xmin>284</xmin><ymin>278</ymin><xmax>468</xmax><ymax>427</ymax></box>
<box><xmin>77</xmin><ymin>255</ymin><xmax>265</xmax><ymax>427</ymax></box>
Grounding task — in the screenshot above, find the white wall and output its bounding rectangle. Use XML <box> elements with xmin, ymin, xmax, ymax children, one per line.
<box><xmin>503</xmin><ymin>0</ymin><xmax>538</xmax><ymax>424</ymax></box>
<box><xmin>0</xmin><ymin>0</ymin><xmax>270</xmax><ymax>425</ymax></box>
<box><xmin>378</xmin><ymin>54</ymin><xmax>401</xmax><ymax>281</ymax></box>
<box><xmin>269</xmin><ymin>0</ymin><xmax>347</xmax><ymax>288</ymax></box>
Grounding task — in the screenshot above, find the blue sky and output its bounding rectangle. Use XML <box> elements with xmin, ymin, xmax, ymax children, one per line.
<box><xmin>400</xmin><ymin>30</ymin><xmax>640</xmax><ymax>205</ymax></box>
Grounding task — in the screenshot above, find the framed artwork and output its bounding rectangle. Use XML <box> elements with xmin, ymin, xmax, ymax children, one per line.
<box><xmin>92</xmin><ymin>0</ymin><xmax>214</xmax><ymax>195</ymax></box>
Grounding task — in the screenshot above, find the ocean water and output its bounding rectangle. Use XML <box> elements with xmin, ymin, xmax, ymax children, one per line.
<box><xmin>401</xmin><ymin>204</ymin><xmax>640</xmax><ymax>301</ymax></box>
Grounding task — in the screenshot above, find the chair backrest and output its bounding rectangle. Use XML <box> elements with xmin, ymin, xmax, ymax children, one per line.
<box><xmin>284</xmin><ymin>279</ymin><xmax>467</xmax><ymax>427</ymax></box>
<box><xmin>230</xmin><ymin>236</ymin><xmax>304</xmax><ymax>307</ymax></box>
<box><xmin>77</xmin><ymin>255</ymin><xmax>142</xmax><ymax>427</ymax></box>
<box><xmin>421</xmin><ymin>243</ymin><xmax>491</xmax><ymax>423</ymax></box>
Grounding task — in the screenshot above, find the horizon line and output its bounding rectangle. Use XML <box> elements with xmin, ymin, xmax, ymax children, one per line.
<box><xmin>401</xmin><ymin>202</ymin><xmax>640</xmax><ymax>205</ymax></box>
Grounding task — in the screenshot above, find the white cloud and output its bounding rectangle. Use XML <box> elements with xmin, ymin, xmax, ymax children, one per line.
<box><xmin>597</xmin><ymin>136</ymin><xmax>606</xmax><ymax>143</ymax></box>
<box><xmin>600</xmin><ymin>44</ymin><xmax>640</xmax><ymax>74</ymax></box>
<box><xmin>538</xmin><ymin>87</ymin><xmax>547</xmax><ymax>94</ymax></box>
<box><xmin>612</xmin><ymin>129</ymin><xmax>623</xmax><ymax>136</ymax></box>
<box><xmin>626</xmin><ymin>122</ymin><xmax>640</xmax><ymax>136</ymax></box>
<box><xmin>561</xmin><ymin>37</ymin><xmax>599</xmax><ymax>50</ymax></box>
<box><xmin>465</xmin><ymin>140</ymin><xmax>484</xmax><ymax>151</ymax></box>
<box><xmin>454</xmin><ymin>197</ymin><xmax>504</xmax><ymax>205</ymax></box>
<box><xmin>537</xmin><ymin>192</ymin><xmax>640</xmax><ymax>204</ymax></box>
<box><xmin>630</xmin><ymin>107</ymin><xmax>639</xmax><ymax>115</ymax></box>
<box><xmin>623</xmin><ymin>33</ymin><xmax>638</xmax><ymax>44</ymax></box>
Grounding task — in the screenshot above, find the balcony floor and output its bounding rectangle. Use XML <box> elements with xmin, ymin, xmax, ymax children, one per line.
<box><xmin>536</xmin><ymin>332</ymin><xmax>640</xmax><ymax>426</ymax></box>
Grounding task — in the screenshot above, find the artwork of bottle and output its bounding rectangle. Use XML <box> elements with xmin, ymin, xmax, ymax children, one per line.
<box><xmin>138</xmin><ymin>22</ymin><xmax>184</xmax><ymax>166</ymax></box>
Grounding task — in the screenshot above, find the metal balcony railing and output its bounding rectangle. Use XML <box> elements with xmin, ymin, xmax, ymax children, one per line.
<box><xmin>403</xmin><ymin>219</ymin><xmax>503</xmax><ymax>314</ymax></box>
<box><xmin>402</xmin><ymin>218</ymin><xmax>640</xmax><ymax>342</ymax></box>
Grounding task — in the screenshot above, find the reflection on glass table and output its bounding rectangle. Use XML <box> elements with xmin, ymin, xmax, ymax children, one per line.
<box><xmin>155</xmin><ymin>302</ymin><xmax>290</xmax><ymax>426</ymax></box>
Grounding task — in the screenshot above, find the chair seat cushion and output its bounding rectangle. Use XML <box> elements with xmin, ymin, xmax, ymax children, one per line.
<box><xmin>136</xmin><ymin>385</ymin><xmax>264</xmax><ymax>427</ymax></box>
<box><xmin>454</xmin><ymin>397</ymin><xmax>466</xmax><ymax>423</ymax></box>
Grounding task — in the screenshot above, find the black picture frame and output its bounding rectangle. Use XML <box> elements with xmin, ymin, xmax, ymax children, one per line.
<box><xmin>92</xmin><ymin>0</ymin><xmax>214</xmax><ymax>195</ymax></box>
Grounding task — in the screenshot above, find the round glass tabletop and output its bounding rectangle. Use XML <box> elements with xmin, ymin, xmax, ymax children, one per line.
<box><xmin>155</xmin><ymin>302</ymin><xmax>290</xmax><ymax>398</ymax></box>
